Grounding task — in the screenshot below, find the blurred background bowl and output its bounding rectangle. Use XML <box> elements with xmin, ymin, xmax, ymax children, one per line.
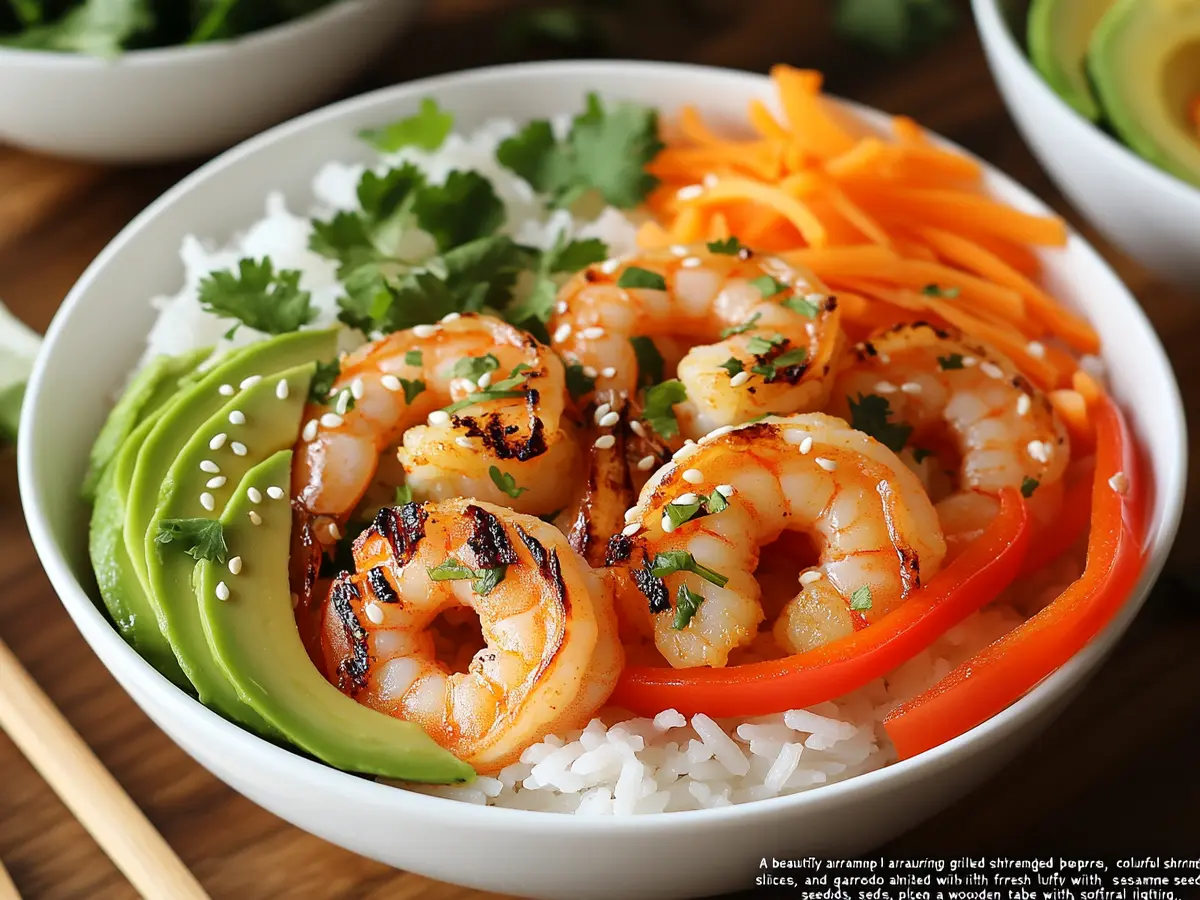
<box><xmin>0</xmin><ymin>0</ymin><xmax>426</xmax><ymax>164</ymax></box>
<box><xmin>972</xmin><ymin>0</ymin><xmax>1200</xmax><ymax>292</ymax></box>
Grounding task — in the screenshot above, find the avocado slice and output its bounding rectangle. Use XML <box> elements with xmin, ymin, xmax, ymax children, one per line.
<box><xmin>195</xmin><ymin>451</ymin><xmax>475</xmax><ymax>784</ymax></box>
<box><xmin>1088</xmin><ymin>0</ymin><xmax>1200</xmax><ymax>187</ymax></box>
<box><xmin>1028</xmin><ymin>0</ymin><xmax>1116</xmax><ymax>122</ymax></box>
<box><xmin>143</xmin><ymin>361</ymin><xmax>321</xmax><ymax>736</ymax></box>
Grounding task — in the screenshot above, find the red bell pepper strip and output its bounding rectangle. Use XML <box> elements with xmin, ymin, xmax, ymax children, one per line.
<box><xmin>883</xmin><ymin>395</ymin><xmax>1146</xmax><ymax>760</ymax></box>
<box><xmin>1019</xmin><ymin>468</ymin><xmax>1093</xmax><ymax>577</ymax></box>
<box><xmin>610</xmin><ymin>488</ymin><xmax>1031</xmax><ymax>719</ymax></box>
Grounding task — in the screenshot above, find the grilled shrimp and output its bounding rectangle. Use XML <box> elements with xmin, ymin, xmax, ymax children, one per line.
<box><xmin>548</xmin><ymin>246</ymin><xmax>844</xmax><ymax>440</ymax></box>
<box><xmin>319</xmin><ymin>499</ymin><xmax>623</xmax><ymax>773</ymax></box>
<box><xmin>606</xmin><ymin>413</ymin><xmax>946</xmax><ymax>666</ymax></box>
<box><xmin>292</xmin><ymin>313</ymin><xmax>580</xmax><ymax>536</ymax></box>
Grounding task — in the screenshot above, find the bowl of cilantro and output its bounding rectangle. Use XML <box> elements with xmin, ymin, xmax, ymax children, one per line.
<box><xmin>0</xmin><ymin>0</ymin><xmax>426</xmax><ymax>163</ymax></box>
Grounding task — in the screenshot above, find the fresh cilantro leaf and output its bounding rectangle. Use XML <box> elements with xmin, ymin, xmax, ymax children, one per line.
<box><xmin>394</xmin><ymin>484</ymin><xmax>413</xmax><ymax>505</ymax></box>
<box><xmin>439</xmin><ymin>234</ymin><xmax>526</xmax><ymax>310</ymax></box>
<box><xmin>642</xmin><ymin>379</ymin><xmax>687</xmax><ymax>440</ymax></box>
<box><xmin>565</xmin><ymin>363</ymin><xmax>596</xmax><ymax>400</ymax></box>
<box><xmin>412</xmin><ymin>170</ymin><xmax>505</xmax><ymax>251</ymax></box>
<box><xmin>441</xmin><ymin>364</ymin><xmax>532</xmax><ymax>414</ymax></box>
<box><xmin>357</xmin><ymin>164</ymin><xmax>427</xmax><ymax>227</ymax></box>
<box><xmin>1021</xmin><ymin>476</ymin><xmax>1040</xmax><ymax>498</ymax></box>
<box><xmin>707</xmin><ymin>236</ymin><xmax>746</xmax><ymax>255</ymax></box>
<box><xmin>663</xmin><ymin>489</ymin><xmax>729</xmax><ymax>531</ymax></box>
<box><xmin>2</xmin><ymin>0</ymin><xmax>153</xmax><ymax>56</ymax></box>
<box><xmin>405</xmin><ymin>349</ymin><xmax>423</xmax><ymax>366</ymax></box>
<box><xmin>912</xmin><ymin>447</ymin><xmax>935</xmax><ymax>464</ymax></box>
<box><xmin>359</xmin><ymin>98</ymin><xmax>454</xmax><ymax>153</ymax></box>
<box><xmin>834</xmin><ymin>0</ymin><xmax>958</xmax><ymax>58</ymax></box>
<box><xmin>782</xmin><ymin>294</ymin><xmax>820</xmax><ymax>319</ymax></box>
<box><xmin>489</xmin><ymin>466</ymin><xmax>528</xmax><ymax>499</ymax></box>
<box><xmin>720</xmin><ymin>313</ymin><xmax>761</xmax><ymax>339</ymax></box>
<box><xmin>427</xmin><ymin>558</ymin><xmax>507</xmax><ymax>595</ymax></box>
<box><xmin>630</xmin><ymin>336</ymin><xmax>664</xmax><ymax>387</ymax></box>
<box><xmin>750</xmin><ymin>346</ymin><xmax>808</xmax><ymax>381</ymax></box>
<box><xmin>400</xmin><ymin>379</ymin><xmax>425</xmax><ymax>404</ymax></box>
<box><xmin>750</xmin><ymin>274</ymin><xmax>788</xmax><ymax>297</ymax></box>
<box><xmin>617</xmin><ymin>267</ymin><xmax>666</xmax><ymax>291</ymax></box>
<box><xmin>849</xmin><ymin>585</ymin><xmax>873</xmax><ymax>611</ymax></box>
<box><xmin>938</xmin><ymin>353</ymin><xmax>964</xmax><ymax>370</ymax></box>
<box><xmin>746</xmin><ymin>333</ymin><xmax>787</xmax><ymax>355</ymax></box>
<box><xmin>921</xmin><ymin>283</ymin><xmax>961</xmax><ymax>299</ymax></box>
<box><xmin>155</xmin><ymin>518</ymin><xmax>228</xmax><ymax>564</ymax></box>
<box><xmin>649</xmin><ymin>550</ymin><xmax>729</xmax><ymax>588</ymax></box>
<box><xmin>503</xmin><ymin>231</ymin><xmax>607</xmax><ymax>331</ymax></box>
<box><xmin>672</xmin><ymin>584</ymin><xmax>705</xmax><ymax>630</ymax></box>
<box><xmin>452</xmin><ymin>354</ymin><xmax>500</xmax><ymax>382</ymax></box>
<box><xmin>848</xmin><ymin>393</ymin><xmax>913</xmax><ymax>453</ymax></box>
<box><xmin>309</xmin><ymin>360</ymin><xmax>340</xmax><ymax>404</ymax></box>
<box><xmin>545</xmin><ymin>237</ymin><xmax>609</xmax><ymax>274</ymax></box>
<box><xmin>706</xmin><ymin>489</ymin><xmax>729</xmax><ymax>514</ymax></box>
<box><xmin>719</xmin><ymin>357</ymin><xmax>744</xmax><ymax>377</ymax></box>
<box><xmin>197</xmin><ymin>258</ymin><xmax>316</xmax><ymax>337</ymax></box>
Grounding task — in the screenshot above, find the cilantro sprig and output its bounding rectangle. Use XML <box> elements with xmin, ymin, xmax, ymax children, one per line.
<box><xmin>155</xmin><ymin>519</ymin><xmax>228</xmax><ymax>564</ymax></box>
<box><xmin>672</xmin><ymin>584</ymin><xmax>705</xmax><ymax>630</ymax></box>
<box><xmin>197</xmin><ymin>258</ymin><xmax>316</xmax><ymax>339</ymax></box>
<box><xmin>309</xmin><ymin>359</ymin><xmax>341</xmax><ymax>405</ymax></box>
<box><xmin>649</xmin><ymin>550</ymin><xmax>728</xmax><ymax>588</ymax></box>
<box><xmin>663</xmin><ymin>489</ymin><xmax>729</xmax><ymax>531</ymax></box>
<box><xmin>503</xmin><ymin>230</ymin><xmax>608</xmax><ymax>335</ymax></box>
<box><xmin>489</xmin><ymin>466</ymin><xmax>528</xmax><ymax>499</ymax></box>
<box><xmin>427</xmin><ymin>558</ymin><xmax>507</xmax><ymax>595</ymax></box>
<box><xmin>641</xmin><ymin>379</ymin><xmax>687</xmax><ymax>440</ymax></box>
<box><xmin>849</xmin><ymin>585</ymin><xmax>873</xmax><ymax>611</ymax></box>
<box><xmin>848</xmin><ymin>393</ymin><xmax>913</xmax><ymax>453</ymax></box>
<box><xmin>359</xmin><ymin>99</ymin><xmax>454</xmax><ymax>153</ymax></box>
<box><xmin>707</xmin><ymin>236</ymin><xmax>746</xmax><ymax>255</ymax></box>
<box><xmin>630</xmin><ymin>336</ymin><xmax>664</xmax><ymax>387</ymax></box>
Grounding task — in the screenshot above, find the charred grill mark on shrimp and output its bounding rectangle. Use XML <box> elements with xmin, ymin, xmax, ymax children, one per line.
<box><xmin>465</xmin><ymin>504</ymin><xmax>519</xmax><ymax>568</ymax></box>
<box><xmin>367</xmin><ymin>566</ymin><xmax>400</xmax><ymax>605</ymax></box>
<box><xmin>369</xmin><ymin>502</ymin><xmax>428</xmax><ymax>567</ymax></box>
<box><xmin>330</xmin><ymin>576</ymin><xmax>370</xmax><ymax>695</ymax></box>
<box><xmin>632</xmin><ymin>553</ymin><xmax>671</xmax><ymax>614</ymax></box>
<box><xmin>516</xmin><ymin>525</ymin><xmax>568</xmax><ymax>605</ymax></box>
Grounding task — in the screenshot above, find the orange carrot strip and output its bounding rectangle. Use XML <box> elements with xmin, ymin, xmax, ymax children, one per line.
<box><xmin>1073</xmin><ymin>370</ymin><xmax>1103</xmax><ymax>405</ymax></box>
<box><xmin>892</xmin><ymin>116</ymin><xmax>925</xmax><ymax>144</ymax></box>
<box><xmin>786</xmin><ymin>245</ymin><xmax>901</xmax><ymax>275</ymax></box>
<box><xmin>678</xmin><ymin>105</ymin><xmax>725</xmax><ymax>145</ymax></box>
<box><xmin>748</xmin><ymin>99</ymin><xmax>789</xmax><ymax>141</ymax></box>
<box><xmin>771</xmin><ymin>65</ymin><xmax>857</xmax><ymax>159</ymax></box>
<box><xmin>707</xmin><ymin>211</ymin><xmax>731</xmax><ymax>241</ymax></box>
<box><xmin>820</xmin><ymin>177</ymin><xmax>892</xmax><ymax>246</ymax></box>
<box><xmin>894</xmin><ymin>260</ymin><xmax>1026</xmax><ymax>322</ymax></box>
<box><xmin>877</xmin><ymin>189</ymin><xmax>1069</xmax><ymax>247</ymax></box>
<box><xmin>669</xmin><ymin>205</ymin><xmax>705</xmax><ymax>243</ymax></box>
<box><xmin>689</xmin><ymin>177</ymin><xmax>828</xmax><ymax>247</ymax></box>
<box><xmin>1050</xmin><ymin>389</ymin><xmax>1094</xmax><ymax>444</ymax></box>
<box><xmin>637</xmin><ymin>220</ymin><xmax>674</xmax><ymax>250</ymax></box>
<box><xmin>825</xmin><ymin>138</ymin><xmax>889</xmax><ymax>179</ymax></box>
<box><xmin>649</xmin><ymin>144</ymin><xmax>785</xmax><ymax>182</ymax></box>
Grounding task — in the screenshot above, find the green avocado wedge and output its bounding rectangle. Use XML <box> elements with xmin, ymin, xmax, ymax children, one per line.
<box><xmin>1028</xmin><ymin>0</ymin><xmax>1115</xmax><ymax>122</ymax></box>
<box><xmin>143</xmin><ymin>361</ymin><xmax>320</xmax><ymax>737</ymax></box>
<box><xmin>1088</xmin><ymin>0</ymin><xmax>1200</xmax><ymax>188</ymax></box>
<box><xmin>196</xmin><ymin>451</ymin><xmax>475</xmax><ymax>784</ymax></box>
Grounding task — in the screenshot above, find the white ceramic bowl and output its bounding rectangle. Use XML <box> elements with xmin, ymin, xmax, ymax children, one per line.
<box><xmin>18</xmin><ymin>62</ymin><xmax>1187</xmax><ymax>900</ymax></box>
<box><xmin>0</xmin><ymin>0</ymin><xmax>424</xmax><ymax>163</ymax></box>
<box><xmin>972</xmin><ymin>0</ymin><xmax>1200</xmax><ymax>290</ymax></box>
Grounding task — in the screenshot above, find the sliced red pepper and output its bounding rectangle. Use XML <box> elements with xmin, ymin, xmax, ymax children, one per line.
<box><xmin>1019</xmin><ymin>467</ymin><xmax>1093</xmax><ymax>577</ymax></box>
<box><xmin>610</xmin><ymin>487</ymin><xmax>1030</xmax><ymax>718</ymax></box>
<box><xmin>883</xmin><ymin>395</ymin><xmax>1147</xmax><ymax>760</ymax></box>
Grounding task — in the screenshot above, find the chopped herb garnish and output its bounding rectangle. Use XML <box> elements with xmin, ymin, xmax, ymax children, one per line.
<box><xmin>921</xmin><ymin>283</ymin><xmax>961</xmax><ymax>299</ymax></box>
<box><xmin>405</xmin><ymin>350</ymin><xmax>423</xmax><ymax>366</ymax></box>
<box><xmin>412</xmin><ymin>170</ymin><xmax>506</xmax><ymax>251</ymax></box>
<box><xmin>782</xmin><ymin>295</ymin><xmax>821</xmax><ymax>319</ymax></box>
<box><xmin>565</xmin><ymin>363</ymin><xmax>596</xmax><ymax>400</ymax></box>
<box><xmin>630</xmin><ymin>336</ymin><xmax>664</xmax><ymax>387</ymax></box>
<box><xmin>489</xmin><ymin>466</ymin><xmax>528</xmax><ymax>499</ymax></box>
<box><xmin>719</xmin><ymin>357</ymin><xmax>744</xmax><ymax>377</ymax></box>
<box><xmin>750</xmin><ymin>274</ymin><xmax>789</xmax><ymax>297</ymax></box>
<box><xmin>197</xmin><ymin>258</ymin><xmax>316</xmax><ymax>338</ymax></box>
<box><xmin>848</xmin><ymin>393</ymin><xmax>913</xmax><ymax>453</ymax></box>
<box><xmin>649</xmin><ymin>550</ymin><xmax>729</xmax><ymax>588</ymax></box>
<box><xmin>641</xmin><ymin>379</ymin><xmax>687</xmax><ymax>440</ymax></box>
<box><xmin>849</xmin><ymin>585</ymin><xmax>873</xmax><ymax>611</ymax></box>
<box><xmin>309</xmin><ymin>360</ymin><xmax>341</xmax><ymax>404</ymax></box>
<box><xmin>451</xmin><ymin>354</ymin><xmax>501</xmax><ymax>382</ymax></box>
<box><xmin>720</xmin><ymin>313</ymin><xmax>761</xmax><ymax>339</ymax></box>
<box><xmin>1021</xmin><ymin>476</ymin><xmax>1040</xmax><ymax>498</ymax></box>
<box><xmin>155</xmin><ymin>518</ymin><xmax>228</xmax><ymax>564</ymax></box>
<box><xmin>746</xmin><ymin>333</ymin><xmax>787</xmax><ymax>356</ymax></box>
<box><xmin>400</xmin><ymin>379</ymin><xmax>425</xmax><ymax>405</ymax></box>
<box><xmin>442</xmin><ymin>364</ymin><xmax>532</xmax><ymax>413</ymax></box>
<box><xmin>912</xmin><ymin>447</ymin><xmax>935</xmax><ymax>464</ymax></box>
<box><xmin>617</xmin><ymin>267</ymin><xmax>667</xmax><ymax>292</ymax></box>
<box><xmin>938</xmin><ymin>353</ymin><xmax>965</xmax><ymax>370</ymax></box>
<box><xmin>663</xmin><ymin>489</ymin><xmax>730</xmax><ymax>531</ymax></box>
<box><xmin>503</xmin><ymin>230</ymin><xmax>608</xmax><ymax>332</ymax></box>
<box><xmin>427</xmin><ymin>558</ymin><xmax>507</xmax><ymax>596</ymax></box>
<box><xmin>359</xmin><ymin>98</ymin><xmax>454</xmax><ymax>153</ymax></box>
<box><xmin>672</xmin><ymin>584</ymin><xmax>705</xmax><ymax>630</ymax></box>
<box><xmin>707</xmin><ymin>236</ymin><xmax>746</xmax><ymax>255</ymax></box>
<box><xmin>394</xmin><ymin>484</ymin><xmax>413</xmax><ymax>505</ymax></box>
<box><xmin>751</xmin><ymin>346</ymin><xmax>808</xmax><ymax>381</ymax></box>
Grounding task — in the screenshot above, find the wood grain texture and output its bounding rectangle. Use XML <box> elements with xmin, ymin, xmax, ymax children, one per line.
<box><xmin>1</xmin><ymin>1</ymin><xmax>1198</xmax><ymax>898</ymax></box>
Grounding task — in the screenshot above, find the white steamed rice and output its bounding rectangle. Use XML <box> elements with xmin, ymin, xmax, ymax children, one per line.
<box><xmin>133</xmin><ymin>116</ymin><xmax>1070</xmax><ymax>815</ymax></box>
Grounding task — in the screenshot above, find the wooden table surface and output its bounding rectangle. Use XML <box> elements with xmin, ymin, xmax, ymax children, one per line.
<box><xmin>2</xmin><ymin>2</ymin><xmax>1198</xmax><ymax>898</ymax></box>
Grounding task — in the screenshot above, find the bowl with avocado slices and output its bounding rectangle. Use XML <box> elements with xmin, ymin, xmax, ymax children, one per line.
<box><xmin>973</xmin><ymin>0</ymin><xmax>1200</xmax><ymax>290</ymax></box>
<box><xmin>0</xmin><ymin>0</ymin><xmax>425</xmax><ymax>163</ymax></box>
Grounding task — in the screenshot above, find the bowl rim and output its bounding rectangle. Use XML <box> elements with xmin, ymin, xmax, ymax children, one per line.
<box><xmin>0</xmin><ymin>0</ymin><xmax>389</xmax><ymax>66</ymax></box>
<box><xmin>17</xmin><ymin>58</ymin><xmax>1187</xmax><ymax>831</ymax></box>
<box><xmin>970</xmin><ymin>0</ymin><xmax>1200</xmax><ymax>208</ymax></box>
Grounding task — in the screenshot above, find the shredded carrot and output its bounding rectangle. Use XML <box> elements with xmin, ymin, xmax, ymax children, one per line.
<box><xmin>771</xmin><ymin>66</ymin><xmax>858</xmax><ymax>160</ymax></box>
<box><xmin>707</xmin><ymin>211</ymin><xmax>731</xmax><ymax>241</ymax></box>
<box><xmin>688</xmin><ymin>177</ymin><xmax>827</xmax><ymax>247</ymax></box>
<box><xmin>1073</xmin><ymin>369</ymin><xmax>1104</xmax><ymax>405</ymax></box>
<box><xmin>1050</xmin><ymin>389</ymin><xmax>1094</xmax><ymax>444</ymax></box>
<box><xmin>637</xmin><ymin>220</ymin><xmax>673</xmax><ymax>250</ymax></box>
<box><xmin>678</xmin><ymin>105</ymin><xmax>725</xmax><ymax>146</ymax></box>
<box><xmin>748</xmin><ymin>99</ymin><xmax>789</xmax><ymax>141</ymax></box>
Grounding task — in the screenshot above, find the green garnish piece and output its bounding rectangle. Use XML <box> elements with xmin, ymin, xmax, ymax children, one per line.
<box><xmin>707</xmin><ymin>236</ymin><xmax>746</xmax><ymax>255</ymax></box>
<box><xmin>442</xmin><ymin>364</ymin><xmax>532</xmax><ymax>413</ymax></box>
<box><xmin>630</xmin><ymin>336</ymin><xmax>664</xmax><ymax>387</ymax></box>
<box><xmin>197</xmin><ymin>258</ymin><xmax>316</xmax><ymax>338</ymax></box>
<box><xmin>921</xmin><ymin>283</ymin><xmax>961</xmax><ymax>299</ymax></box>
<box><xmin>746</xmin><ymin>412</ymin><xmax>778</xmax><ymax>423</ymax></box>
<box><xmin>489</xmin><ymin>466</ymin><xmax>528</xmax><ymax>499</ymax></box>
<box><xmin>720</xmin><ymin>313</ymin><xmax>761</xmax><ymax>339</ymax></box>
<box><xmin>400</xmin><ymin>379</ymin><xmax>425</xmax><ymax>405</ymax></box>
<box><xmin>641</xmin><ymin>379</ymin><xmax>687</xmax><ymax>440</ymax></box>
<box><xmin>719</xmin><ymin>358</ymin><xmax>744</xmax><ymax>378</ymax></box>
<box><xmin>405</xmin><ymin>350</ymin><xmax>423</xmax><ymax>366</ymax></box>
<box><xmin>617</xmin><ymin>267</ymin><xmax>667</xmax><ymax>292</ymax></box>
<box><xmin>833</xmin><ymin>0</ymin><xmax>958</xmax><ymax>58</ymax></box>
<box><xmin>782</xmin><ymin>294</ymin><xmax>821</xmax><ymax>319</ymax></box>
<box><xmin>672</xmin><ymin>584</ymin><xmax>705</xmax><ymax>630</ymax></box>
<box><xmin>565</xmin><ymin>364</ymin><xmax>596</xmax><ymax>400</ymax></box>
<box><xmin>649</xmin><ymin>550</ymin><xmax>729</xmax><ymax>588</ymax></box>
<box><xmin>309</xmin><ymin>359</ymin><xmax>341</xmax><ymax>404</ymax></box>
<box><xmin>912</xmin><ymin>447</ymin><xmax>935</xmax><ymax>464</ymax></box>
<box><xmin>412</xmin><ymin>170</ymin><xmax>506</xmax><ymax>252</ymax></box>
<box><xmin>503</xmin><ymin>231</ymin><xmax>608</xmax><ymax>331</ymax></box>
<box><xmin>848</xmin><ymin>393</ymin><xmax>913</xmax><ymax>453</ymax></box>
<box><xmin>746</xmin><ymin>333</ymin><xmax>787</xmax><ymax>356</ymax></box>
<box><xmin>849</xmin><ymin>585</ymin><xmax>873</xmax><ymax>611</ymax></box>
<box><xmin>938</xmin><ymin>353</ymin><xmax>965</xmax><ymax>370</ymax></box>
<box><xmin>663</xmin><ymin>489</ymin><xmax>729</xmax><ymax>531</ymax></box>
<box><xmin>155</xmin><ymin>518</ymin><xmax>228</xmax><ymax>564</ymax></box>
<box><xmin>427</xmin><ymin>558</ymin><xmax>507</xmax><ymax>596</ymax></box>
<box><xmin>451</xmin><ymin>354</ymin><xmax>500</xmax><ymax>382</ymax></box>
<box><xmin>394</xmin><ymin>484</ymin><xmax>413</xmax><ymax>505</ymax></box>
<box><xmin>359</xmin><ymin>98</ymin><xmax>454</xmax><ymax>153</ymax></box>
<box><xmin>1021</xmin><ymin>476</ymin><xmax>1040</xmax><ymax>498</ymax></box>
<box><xmin>750</xmin><ymin>274</ymin><xmax>789</xmax><ymax>298</ymax></box>
<box><xmin>751</xmin><ymin>346</ymin><xmax>808</xmax><ymax>381</ymax></box>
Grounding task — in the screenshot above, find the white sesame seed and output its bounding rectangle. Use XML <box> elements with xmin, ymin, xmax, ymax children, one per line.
<box><xmin>624</xmin><ymin>507</ymin><xmax>641</xmax><ymax>523</ymax></box>
<box><xmin>364</xmin><ymin>602</ymin><xmax>385</xmax><ymax>625</ymax></box>
<box><xmin>441</xmin><ymin>312</ymin><xmax>461</xmax><ymax>323</ymax></box>
<box><xmin>553</xmin><ymin>324</ymin><xmax>572</xmax><ymax>343</ymax></box>
<box><xmin>673</xmin><ymin>443</ymin><xmax>698</xmax><ymax>462</ymax></box>
<box><xmin>961</xmin><ymin>355</ymin><xmax>977</xmax><ymax>367</ymax></box>
<box><xmin>622</xmin><ymin>523</ymin><xmax>642</xmax><ymax>536</ymax></box>
<box><xmin>275</xmin><ymin>379</ymin><xmax>290</xmax><ymax>400</ymax></box>
<box><xmin>676</xmin><ymin>184</ymin><xmax>704</xmax><ymax>200</ymax></box>
<box><xmin>661</xmin><ymin>514</ymin><xmax>676</xmax><ymax>533</ymax></box>
<box><xmin>581</xmin><ymin>326</ymin><xmax>606</xmax><ymax>340</ymax></box>
<box><xmin>901</xmin><ymin>382</ymin><xmax>923</xmax><ymax>395</ymax></box>
<box><xmin>555</xmin><ymin>300</ymin><xmax>569</xmax><ymax>315</ymax></box>
<box><xmin>320</xmin><ymin>413</ymin><xmax>343</xmax><ymax>429</ymax></box>
<box><xmin>815</xmin><ymin>457</ymin><xmax>837</xmax><ymax>471</ymax></box>
<box><xmin>874</xmin><ymin>381</ymin><xmax>898</xmax><ymax>394</ymax></box>
<box><xmin>1026</xmin><ymin>440</ymin><xmax>1051</xmax><ymax>464</ymax></box>
<box><xmin>730</xmin><ymin>371</ymin><xmax>751</xmax><ymax>387</ymax></box>
<box><xmin>247</xmin><ymin>487</ymin><xmax>263</xmax><ymax>504</ymax></box>
<box><xmin>200</xmin><ymin>460</ymin><xmax>220</xmax><ymax>474</ymax></box>
<box><xmin>583</xmin><ymin>365</ymin><xmax>599</xmax><ymax>379</ymax></box>
<box><xmin>381</xmin><ymin>374</ymin><xmax>402</xmax><ymax>392</ymax></box>
<box><xmin>600</xmin><ymin>258</ymin><xmax>621</xmax><ymax>275</ymax></box>
<box><xmin>267</xmin><ymin>486</ymin><xmax>285</xmax><ymax>500</ymax></box>
<box><xmin>350</xmin><ymin>378</ymin><xmax>365</xmax><ymax>400</ymax></box>
<box><xmin>200</xmin><ymin>492</ymin><xmax>215</xmax><ymax>511</ymax></box>
<box><xmin>630</xmin><ymin>420</ymin><xmax>647</xmax><ymax>439</ymax></box>
<box><xmin>594</xmin><ymin>403</ymin><xmax>612</xmax><ymax>422</ymax></box>
<box><xmin>228</xmin><ymin>557</ymin><xmax>243</xmax><ymax>576</ymax></box>
<box><xmin>240</xmin><ymin>375</ymin><xmax>262</xmax><ymax>390</ymax></box>
<box><xmin>335</xmin><ymin>391</ymin><xmax>352</xmax><ymax>416</ymax></box>
<box><xmin>705</xmin><ymin>425</ymin><xmax>735</xmax><ymax>441</ymax></box>
<box><xmin>599</xmin><ymin>411</ymin><xmax>620</xmax><ymax>428</ymax></box>
<box><xmin>477</xmin><ymin>372</ymin><xmax>492</xmax><ymax>389</ymax></box>
<box><xmin>637</xmin><ymin>456</ymin><xmax>656</xmax><ymax>471</ymax></box>
<box><xmin>1026</xmin><ymin>341</ymin><xmax>1046</xmax><ymax>359</ymax></box>
<box><xmin>800</xmin><ymin>570</ymin><xmax>823</xmax><ymax>585</ymax></box>
<box><xmin>302</xmin><ymin>419</ymin><xmax>318</xmax><ymax>442</ymax></box>
<box><xmin>455</xmin><ymin>436</ymin><xmax>475</xmax><ymax>449</ymax></box>
<box><xmin>413</xmin><ymin>324</ymin><xmax>437</xmax><ymax>338</ymax></box>
<box><xmin>1108</xmin><ymin>471</ymin><xmax>1129</xmax><ymax>494</ymax></box>
<box><xmin>878</xmin><ymin>354</ymin><xmax>891</xmax><ymax>365</ymax></box>
<box><xmin>249</xmin><ymin>511</ymin><xmax>263</xmax><ymax>526</ymax></box>
<box><xmin>981</xmin><ymin>361</ymin><xmax>1005</xmax><ymax>380</ymax></box>
<box><xmin>428</xmin><ymin>410</ymin><xmax>451</xmax><ymax>427</ymax></box>
<box><xmin>215</xmin><ymin>582</ymin><xmax>230</xmax><ymax>601</ymax></box>
<box><xmin>209</xmin><ymin>433</ymin><xmax>227</xmax><ymax>451</ymax></box>
<box><xmin>1017</xmin><ymin>394</ymin><xmax>1032</xmax><ymax>416</ymax></box>
<box><xmin>594</xmin><ymin>435</ymin><xmax>616</xmax><ymax>450</ymax></box>
<box><xmin>804</xmin><ymin>292</ymin><xmax>827</xmax><ymax>307</ymax></box>
<box><xmin>716</xmin><ymin>484</ymin><xmax>734</xmax><ymax>497</ymax></box>
<box><xmin>681</xmin><ymin>257</ymin><xmax>703</xmax><ymax>268</ymax></box>
<box><xmin>218</xmin><ymin>384</ymin><xmax>235</xmax><ymax>396</ymax></box>
<box><xmin>800</xmin><ymin>437</ymin><xmax>814</xmax><ymax>455</ymax></box>
<box><xmin>682</xmin><ymin>468</ymin><xmax>703</xmax><ymax>484</ymax></box>
<box><xmin>673</xmin><ymin>492</ymin><xmax>699</xmax><ymax>506</ymax></box>
<box><xmin>702</xmin><ymin>173</ymin><xmax>719</xmax><ymax>187</ymax></box>
<box><xmin>670</xmin><ymin>244</ymin><xmax>689</xmax><ymax>257</ymax></box>
<box><xmin>206</xmin><ymin>476</ymin><xmax>226</xmax><ymax>490</ymax></box>
<box><xmin>602</xmin><ymin>366</ymin><xmax>617</xmax><ymax>378</ymax></box>
<box><xmin>231</xmin><ymin>442</ymin><xmax>248</xmax><ymax>457</ymax></box>
<box><xmin>228</xmin><ymin>410</ymin><xmax>246</xmax><ymax>426</ymax></box>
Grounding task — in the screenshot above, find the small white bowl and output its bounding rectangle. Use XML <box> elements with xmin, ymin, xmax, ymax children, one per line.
<box><xmin>18</xmin><ymin>61</ymin><xmax>1187</xmax><ymax>900</ymax></box>
<box><xmin>0</xmin><ymin>0</ymin><xmax>425</xmax><ymax>163</ymax></box>
<box><xmin>972</xmin><ymin>0</ymin><xmax>1200</xmax><ymax>290</ymax></box>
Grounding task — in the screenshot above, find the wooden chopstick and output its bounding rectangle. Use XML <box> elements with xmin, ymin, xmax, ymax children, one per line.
<box><xmin>0</xmin><ymin>856</ymin><xmax>20</xmax><ymax>900</ymax></box>
<box><xmin>0</xmin><ymin>639</ymin><xmax>210</xmax><ymax>900</ymax></box>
